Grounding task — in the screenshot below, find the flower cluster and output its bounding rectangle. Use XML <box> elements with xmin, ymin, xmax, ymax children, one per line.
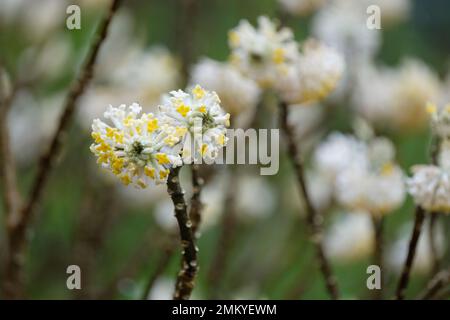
<box><xmin>159</xmin><ymin>85</ymin><xmax>230</xmax><ymax>164</ymax></box>
<box><xmin>314</xmin><ymin>132</ymin><xmax>405</xmax><ymax>216</ymax></box>
<box><xmin>277</xmin><ymin>39</ymin><xmax>345</xmax><ymax>104</ymax></box>
<box><xmin>228</xmin><ymin>16</ymin><xmax>299</xmax><ymax>87</ymax></box>
<box><xmin>190</xmin><ymin>58</ymin><xmax>261</xmax><ymax>126</ymax></box>
<box><xmin>228</xmin><ymin>16</ymin><xmax>345</xmax><ymax>105</ymax></box>
<box><xmin>406</xmin><ymin>105</ymin><xmax>450</xmax><ymax>213</ymax></box>
<box><xmin>90</xmin><ymin>86</ymin><xmax>230</xmax><ymax>188</ymax></box>
<box><xmin>352</xmin><ymin>59</ymin><xmax>441</xmax><ymax>132</ymax></box>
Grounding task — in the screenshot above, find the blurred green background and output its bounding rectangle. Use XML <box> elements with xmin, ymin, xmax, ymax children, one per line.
<box><xmin>0</xmin><ymin>0</ymin><xmax>449</xmax><ymax>299</ymax></box>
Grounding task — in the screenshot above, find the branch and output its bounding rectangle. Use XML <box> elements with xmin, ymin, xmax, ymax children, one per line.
<box><xmin>279</xmin><ymin>101</ymin><xmax>339</xmax><ymax>300</ymax></box>
<box><xmin>2</xmin><ymin>0</ymin><xmax>122</xmax><ymax>299</ymax></box>
<box><xmin>417</xmin><ymin>268</ymin><xmax>450</xmax><ymax>300</ymax></box>
<box><xmin>0</xmin><ymin>72</ymin><xmax>21</xmax><ymax>228</ymax></box>
<box><xmin>167</xmin><ymin>167</ymin><xmax>198</xmax><ymax>300</ymax></box>
<box><xmin>395</xmin><ymin>206</ymin><xmax>426</xmax><ymax>300</ymax></box>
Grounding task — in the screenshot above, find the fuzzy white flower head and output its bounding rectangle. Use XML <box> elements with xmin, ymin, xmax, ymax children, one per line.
<box><xmin>312</xmin><ymin>0</ymin><xmax>381</xmax><ymax>62</ymax></box>
<box><xmin>335</xmin><ymin>137</ymin><xmax>405</xmax><ymax>216</ymax></box>
<box><xmin>90</xmin><ymin>103</ymin><xmax>182</xmax><ymax>188</ymax></box>
<box><xmin>325</xmin><ymin>212</ymin><xmax>374</xmax><ymax>262</ymax></box>
<box><xmin>190</xmin><ymin>58</ymin><xmax>261</xmax><ymax>125</ymax></box>
<box><xmin>406</xmin><ymin>165</ymin><xmax>450</xmax><ymax>214</ymax></box>
<box><xmin>278</xmin><ymin>0</ymin><xmax>326</xmax><ymax>16</ymax></box>
<box><xmin>314</xmin><ymin>132</ymin><xmax>369</xmax><ymax>181</ymax></box>
<box><xmin>426</xmin><ymin>102</ymin><xmax>450</xmax><ymax>139</ymax></box>
<box><xmin>353</xmin><ymin>60</ymin><xmax>440</xmax><ymax>132</ymax></box>
<box><xmin>391</xmin><ymin>59</ymin><xmax>441</xmax><ymax>131</ymax></box>
<box><xmin>228</xmin><ymin>16</ymin><xmax>299</xmax><ymax>87</ymax></box>
<box><xmin>159</xmin><ymin>85</ymin><xmax>230</xmax><ymax>164</ymax></box>
<box><xmin>277</xmin><ymin>39</ymin><xmax>345</xmax><ymax>104</ymax></box>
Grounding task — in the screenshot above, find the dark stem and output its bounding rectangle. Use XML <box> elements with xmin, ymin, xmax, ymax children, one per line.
<box><xmin>167</xmin><ymin>167</ymin><xmax>198</xmax><ymax>300</ymax></box>
<box><xmin>279</xmin><ymin>101</ymin><xmax>339</xmax><ymax>300</ymax></box>
<box><xmin>372</xmin><ymin>215</ymin><xmax>384</xmax><ymax>299</ymax></box>
<box><xmin>189</xmin><ymin>164</ymin><xmax>204</xmax><ymax>237</ymax></box>
<box><xmin>395</xmin><ymin>206</ymin><xmax>426</xmax><ymax>300</ymax></box>
<box><xmin>417</xmin><ymin>268</ymin><xmax>450</xmax><ymax>300</ymax></box>
<box><xmin>2</xmin><ymin>0</ymin><xmax>122</xmax><ymax>299</ymax></box>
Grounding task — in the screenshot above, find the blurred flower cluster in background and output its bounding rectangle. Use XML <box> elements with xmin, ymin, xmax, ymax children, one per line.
<box><xmin>0</xmin><ymin>0</ymin><xmax>449</xmax><ymax>299</ymax></box>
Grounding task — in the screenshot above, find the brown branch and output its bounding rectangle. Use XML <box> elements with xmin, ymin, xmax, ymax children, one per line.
<box><xmin>417</xmin><ymin>268</ymin><xmax>450</xmax><ymax>300</ymax></box>
<box><xmin>371</xmin><ymin>215</ymin><xmax>384</xmax><ymax>299</ymax></box>
<box><xmin>279</xmin><ymin>101</ymin><xmax>339</xmax><ymax>300</ymax></box>
<box><xmin>0</xmin><ymin>72</ymin><xmax>21</xmax><ymax>229</ymax></box>
<box><xmin>395</xmin><ymin>206</ymin><xmax>426</xmax><ymax>300</ymax></box>
<box><xmin>2</xmin><ymin>0</ymin><xmax>122</xmax><ymax>299</ymax></box>
<box><xmin>167</xmin><ymin>167</ymin><xmax>198</xmax><ymax>300</ymax></box>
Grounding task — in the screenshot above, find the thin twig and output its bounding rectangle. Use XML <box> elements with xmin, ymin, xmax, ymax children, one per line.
<box><xmin>371</xmin><ymin>215</ymin><xmax>384</xmax><ymax>299</ymax></box>
<box><xmin>417</xmin><ymin>268</ymin><xmax>450</xmax><ymax>300</ymax></box>
<box><xmin>167</xmin><ymin>167</ymin><xmax>198</xmax><ymax>300</ymax></box>
<box><xmin>395</xmin><ymin>206</ymin><xmax>426</xmax><ymax>300</ymax></box>
<box><xmin>0</xmin><ymin>73</ymin><xmax>21</xmax><ymax>228</ymax></box>
<box><xmin>2</xmin><ymin>0</ymin><xmax>122</xmax><ymax>299</ymax></box>
<box><xmin>279</xmin><ymin>101</ymin><xmax>339</xmax><ymax>300</ymax></box>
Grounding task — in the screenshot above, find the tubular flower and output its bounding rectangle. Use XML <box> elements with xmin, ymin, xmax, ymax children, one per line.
<box><xmin>159</xmin><ymin>85</ymin><xmax>230</xmax><ymax>164</ymax></box>
<box><xmin>90</xmin><ymin>103</ymin><xmax>182</xmax><ymax>188</ymax></box>
<box><xmin>406</xmin><ymin>165</ymin><xmax>450</xmax><ymax>214</ymax></box>
<box><xmin>228</xmin><ymin>16</ymin><xmax>299</xmax><ymax>87</ymax></box>
<box><xmin>277</xmin><ymin>39</ymin><xmax>344</xmax><ymax>104</ymax></box>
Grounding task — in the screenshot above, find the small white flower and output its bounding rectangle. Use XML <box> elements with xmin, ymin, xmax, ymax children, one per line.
<box><xmin>228</xmin><ymin>16</ymin><xmax>299</xmax><ymax>87</ymax></box>
<box><xmin>277</xmin><ymin>39</ymin><xmax>344</xmax><ymax>104</ymax></box>
<box><xmin>159</xmin><ymin>85</ymin><xmax>230</xmax><ymax>164</ymax></box>
<box><xmin>190</xmin><ymin>58</ymin><xmax>261</xmax><ymax>126</ymax></box>
<box><xmin>407</xmin><ymin>165</ymin><xmax>450</xmax><ymax>213</ymax></box>
<box><xmin>90</xmin><ymin>103</ymin><xmax>182</xmax><ymax>188</ymax></box>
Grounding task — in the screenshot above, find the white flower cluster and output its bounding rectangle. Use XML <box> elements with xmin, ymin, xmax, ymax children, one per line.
<box><xmin>190</xmin><ymin>58</ymin><xmax>261</xmax><ymax>127</ymax></box>
<box><xmin>352</xmin><ymin>59</ymin><xmax>441</xmax><ymax>132</ymax></box>
<box><xmin>406</xmin><ymin>102</ymin><xmax>450</xmax><ymax>214</ymax></box>
<box><xmin>314</xmin><ymin>132</ymin><xmax>406</xmax><ymax>216</ymax></box>
<box><xmin>228</xmin><ymin>16</ymin><xmax>299</xmax><ymax>87</ymax></box>
<box><xmin>228</xmin><ymin>16</ymin><xmax>344</xmax><ymax>105</ymax></box>
<box><xmin>277</xmin><ymin>39</ymin><xmax>345</xmax><ymax>104</ymax></box>
<box><xmin>90</xmin><ymin>86</ymin><xmax>230</xmax><ymax>188</ymax></box>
